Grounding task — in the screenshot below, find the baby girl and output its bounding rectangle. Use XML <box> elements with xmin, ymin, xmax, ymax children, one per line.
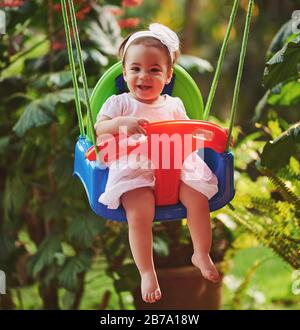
<box><xmin>94</xmin><ymin>23</ymin><xmax>220</xmax><ymax>304</ymax></box>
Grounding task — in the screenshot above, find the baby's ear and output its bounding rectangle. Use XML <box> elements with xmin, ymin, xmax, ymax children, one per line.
<box><xmin>123</xmin><ymin>68</ymin><xmax>127</xmax><ymax>82</ymax></box>
<box><xmin>167</xmin><ymin>67</ymin><xmax>173</xmax><ymax>84</ymax></box>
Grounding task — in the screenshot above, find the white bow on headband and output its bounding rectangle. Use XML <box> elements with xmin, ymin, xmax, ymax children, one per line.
<box><xmin>122</xmin><ymin>23</ymin><xmax>180</xmax><ymax>62</ymax></box>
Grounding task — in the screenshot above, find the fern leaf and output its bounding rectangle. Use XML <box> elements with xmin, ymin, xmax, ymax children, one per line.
<box><xmin>259</xmin><ymin>167</ymin><xmax>300</xmax><ymax>209</ymax></box>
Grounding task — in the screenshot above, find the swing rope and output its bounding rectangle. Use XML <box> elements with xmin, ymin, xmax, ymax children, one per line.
<box><xmin>203</xmin><ymin>0</ymin><xmax>254</xmax><ymax>151</ymax></box>
<box><xmin>61</xmin><ymin>0</ymin><xmax>98</xmax><ymax>154</ymax></box>
<box><xmin>203</xmin><ymin>0</ymin><xmax>240</xmax><ymax>121</ymax></box>
<box><xmin>226</xmin><ymin>0</ymin><xmax>254</xmax><ymax>151</ymax></box>
<box><xmin>61</xmin><ymin>0</ymin><xmax>84</xmax><ymax>136</ymax></box>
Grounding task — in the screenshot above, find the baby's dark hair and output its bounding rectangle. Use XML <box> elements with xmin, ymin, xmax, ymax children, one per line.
<box><xmin>118</xmin><ymin>34</ymin><xmax>180</xmax><ymax>68</ymax></box>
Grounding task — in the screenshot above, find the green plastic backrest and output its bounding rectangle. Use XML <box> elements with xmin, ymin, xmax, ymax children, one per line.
<box><xmin>88</xmin><ymin>61</ymin><xmax>204</xmax><ymax>141</ymax></box>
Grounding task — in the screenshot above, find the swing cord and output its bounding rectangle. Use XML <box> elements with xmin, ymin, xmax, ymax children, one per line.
<box><xmin>226</xmin><ymin>0</ymin><xmax>254</xmax><ymax>151</ymax></box>
<box><xmin>61</xmin><ymin>0</ymin><xmax>98</xmax><ymax>154</ymax></box>
<box><xmin>61</xmin><ymin>0</ymin><xmax>85</xmax><ymax>136</ymax></box>
<box><xmin>203</xmin><ymin>0</ymin><xmax>240</xmax><ymax>121</ymax></box>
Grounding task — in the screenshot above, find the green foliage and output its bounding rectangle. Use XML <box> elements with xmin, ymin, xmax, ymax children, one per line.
<box><xmin>224</xmin><ymin>16</ymin><xmax>300</xmax><ymax>272</ymax></box>
<box><xmin>254</xmin><ymin>18</ymin><xmax>300</xmax><ymax>123</ymax></box>
<box><xmin>0</xmin><ymin>0</ymin><xmax>126</xmax><ymax>309</ymax></box>
<box><xmin>58</xmin><ymin>251</ymin><xmax>92</xmax><ymax>291</ymax></box>
<box><xmin>224</xmin><ymin>139</ymin><xmax>300</xmax><ymax>269</ymax></box>
<box><xmin>178</xmin><ymin>55</ymin><xmax>214</xmax><ymax>74</ymax></box>
<box><xmin>67</xmin><ymin>214</ymin><xmax>106</xmax><ymax>249</ymax></box>
<box><xmin>268</xmin><ymin>81</ymin><xmax>300</xmax><ymax>106</ymax></box>
<box><xmin>85</xmin><ymin>7</ymin><xmax>122</xmax><ymax>57</ymax></box>
<box><xmin>266</xmin><ymin>20</ymin><xmax>295</xmax><ymax>58</ymax></box>
<box><xmin>263</xmin><ymin>36</ymin><xmax>300</xmax><ymax>89</ymax></box>
<box><xmin>28</xmin><ymin>234</ymin><xmax>62</xmax><ymax>278</ymax></box>
<box><xmin>153</xmin><ymin>236</ymin><xmax>170</xmax><ymax>257</ymax></box>
<box><xmin>259</xmin><ymin>167</ymin><xmax>300</xmax><ymax>210</ymax></box>
<box><xmin>114</xmin><ymin>263</ymin><xmax>140</xmax><ymax>292</ymax></box>
<box><xmin>231</xmin><ymin>258</ymin><xmax>267</xmax><ymax>310</ymax></box>
<box><xmin>222</xmin><ymin>246</ymin><xmax>298</xmax><ymax>310</ymax></box>
<box><xmin>260</xmin><ymin>122</ymin><xmax>300</xmax><ymax>171</ymax></box>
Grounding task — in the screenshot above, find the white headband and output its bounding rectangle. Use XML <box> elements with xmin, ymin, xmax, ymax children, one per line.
<box><xmin>122</xmin><ymin>23</ymin><xmax>180</xmax><ymax>62</ymax></box>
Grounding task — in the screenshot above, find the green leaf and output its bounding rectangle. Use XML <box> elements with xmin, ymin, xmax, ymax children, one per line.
<box><xmin>49</xmin><ymin>71</ymin><xmax>72</xmax><ymax>88</ymax></box>
<box><xmin>0</xmin><ymin>137</ymin><xmax>11</xmax><ymax>156</ymax></box>
<box><xmin>42</xmin><ymin>89</ymin><xmax>83</xmax><ymax>110</ymax></box>
<box><xmin>115</xmin><ymin>263</ymin><xmax>140</xmax><ymax>292</ymax></box>
<box><xmin>178</xmin><ymin>55</ymin><xmax>213</xmax><ymax>74</ymax></box>
<box><xmin>235</xmin><ymin>131</ymin><xmax>263</xmax><ymax>149</ymax></box>
<box><xmin>260</xmin><ymin>122</ymin><xmax>300</xmax><ymax>171</ymax></box>
<box><xmin>13</xmin><ymin>89</ymin><xmax>86</xmax><ymax>136</ymax></box>
<box><xmin>3</xmin><ymin>176</ymin><xmax>27</xmax><ymax>223</ymax></box>
<box><xmin>42</xmin><ymin>196</ymin><xmax>64</xmax><ymax>222</ymax></box>
<box><xmin>86</xmin><ymin>9</ymin><xmax>122</xmax><ymax>57</ymax></box>
<box><xmin>252</xmin><ymin>90</ymin><xmax>270</xmax><ymax>123</ymax></box>
<box><xmin>0</xmin><ymin>231</ymin><xmax>16</xmax><ymax>261</ymax></box>
<box><xmin>62</xmin><ymin>291</ymin><xmax>77</xmax><ymax>310</ymax></box>
<box><xmin>31</xmin><ymin>71</ymin><xmax>73</xmax><ymax>89</ymax></box>
<box><xmin>13</xmin><ymin>100</ymin><xmax>54</xmax><ymax>137</ymax></box>
<box><xmin>153</xmin><ymin>236</ymin><xmax>169</xmax><ymax>257</ymax></box>
<box><xmin>263</xmin><ymin>36</ymin><xmax>300</xmax><ymax>89</ymax></box>
<box><xmin>58</xmin><ymin>252</ymin><xmax>92</xmax><ymax>291</ymax></box>
<box><xmin>82</xmin><ymin>49</ymin><xmax>108</xmax><ymax>67</ymax></box>
<box><xmin>53</xmin><ymin>152</ymin><xmax>73</xmax><ymax>189</ymax></box>
<box><xmin>266</xmin><ymin>20</ymin><xmax>294</xmax><ymax>58</ymax></box>
<box><xmin>28</xmin><ymin>234</ymin><xmax>62</xmax><ymax>278</ymax></box>
<box><xmin>67</xmin><ymin>213</ymin><xmax>106</xmax><ymax>248</ymax></box>
<box><xmin>268</xmin><ymin>80</ymin><xmax>300</xmax><ymax>106</ymax></box>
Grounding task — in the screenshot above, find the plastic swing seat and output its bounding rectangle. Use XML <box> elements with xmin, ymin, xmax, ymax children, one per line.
<box><xmin>73</xmin><ymin>62</ymin><xmax>235</xmax><ymax>222</ymax></box>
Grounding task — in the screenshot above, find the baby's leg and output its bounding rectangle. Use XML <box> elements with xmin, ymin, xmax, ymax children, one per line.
<box><xmin>179</xmin><ymin>181</ymin><xmax>220</xmax><ymax>283</ymax></box>
<box><xmin>121</xmin><ymin>187</ymin><xmax>161</xmax><ymax>303</ymax></box>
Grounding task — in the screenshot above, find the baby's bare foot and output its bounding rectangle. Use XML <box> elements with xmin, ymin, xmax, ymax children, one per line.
<box><xmin>141</xmin><ymin>271</ymin><xmax>161</xmax><ymax>303</ymax></box>
<box><xmin>191</xmin><ymin>252</ymin><xmax>220</xmax><ymax>283</ymax></box>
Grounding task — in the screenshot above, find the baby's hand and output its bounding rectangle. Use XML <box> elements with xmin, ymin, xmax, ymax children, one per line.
<box><xmin>119</xmin><ymin>117</ymin><xmax>149</xmax><ymax>135</ymax></box>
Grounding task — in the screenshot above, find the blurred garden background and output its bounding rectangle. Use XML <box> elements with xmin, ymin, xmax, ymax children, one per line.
<box><xmin>0</xmin><ymin>0</ymin><xmax>299</xmax><ymax>310</ymax></box>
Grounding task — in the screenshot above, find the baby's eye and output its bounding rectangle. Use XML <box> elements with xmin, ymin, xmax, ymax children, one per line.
<box><xmin>130</xmin><ymin>67</ymin><xmax>140</xmax><ymax>72</ymax></box>
<box><xmin>150</xmin><ymin>68</ymin><xmax>161</xmax><ymax>73</ymax></box>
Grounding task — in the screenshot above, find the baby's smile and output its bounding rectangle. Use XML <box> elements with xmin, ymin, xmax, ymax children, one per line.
<box><xmin>137</xmin><ymin>84</ymin><xmax>152</xmax><ymax>91</ymax></box>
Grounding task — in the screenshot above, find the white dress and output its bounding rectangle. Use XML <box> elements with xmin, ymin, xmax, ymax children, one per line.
<box><xmin>94</xmin><ymin>93</ymin><xmax>218</xmax><ymax>209</ymax></box>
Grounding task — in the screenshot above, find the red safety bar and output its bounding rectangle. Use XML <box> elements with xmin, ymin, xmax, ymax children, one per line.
<box><xmin>85</xmin><ymin>120</ymin><xmax>230</xmax><ymax>206</ymax></box>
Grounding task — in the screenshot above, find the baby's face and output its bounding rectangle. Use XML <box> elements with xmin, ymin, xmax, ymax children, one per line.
<box><xmin>123</xmin><ymin>44</ymin><xmax>173</xmax><ymax>103</ymax></box>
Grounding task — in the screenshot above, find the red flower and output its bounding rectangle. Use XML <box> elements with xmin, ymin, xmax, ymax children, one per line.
<box><xmin>106</xmin><ymin>6</ymin><xmax>124</xmax><ymax>17</ymax></box>
<box><xmin>118</xmin><ymin>17</ymin><xmax>140</xmax><ymax>29</ymax></box>
<box><xmin>52</xmin><ymin>41</ymin><xmax>66</xmax><ymax>51</ymax></box>
<box><xmin>121</xmin><ymin>0</ymin><xmax>143</xmax><ymax>8</ymax></box>
<box><xmin>76</xmin><ymin>4</ymin><xmax>92</xmax><ymax>20</ymax></box>
<box><xmin>52</xmin><ymin>4</ymin><xmax>61</xmax><ymax>12</ymax></box>
<box><xmin>0</xmin><ymin>0</ymin><xmax>24</xmax><ymax>7</ymax></box>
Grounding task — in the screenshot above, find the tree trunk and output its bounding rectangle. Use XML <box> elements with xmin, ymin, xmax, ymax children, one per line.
<box><xmin>71</xmin><ymin>272</ymin><xmax>85</xmax><ymax>310</ymax></box>
<box><xmin>181</xmin><ymin>0</ymin><xmax>200</xmax><ymax>53</ymax></box>
<box><xmin>40</xmin><ymin>280</ymin><xmax>59</xmax><ymax>310</ymax></box>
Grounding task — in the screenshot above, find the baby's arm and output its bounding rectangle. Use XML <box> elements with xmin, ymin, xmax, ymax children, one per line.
<box><xmin>95</xmin><ymin>115</ymin><xmax>121</xmax><ymax>135</ymax></box>
<box><xmin>95</xmin><ymin>116</ymin><xmax>149</xmax><ymax>136</ymax></box>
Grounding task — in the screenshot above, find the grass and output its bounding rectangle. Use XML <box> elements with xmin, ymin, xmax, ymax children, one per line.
<box><xmin>221</xmin><ymin>245</ymin><xmax>299</xmax><ymax>310</ymax></box>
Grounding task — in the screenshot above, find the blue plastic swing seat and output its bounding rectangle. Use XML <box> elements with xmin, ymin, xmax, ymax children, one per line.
<box><xmin>73</xmin><ymin>62</ymin><xmax>235</xmax><ymax>222</ymax></box>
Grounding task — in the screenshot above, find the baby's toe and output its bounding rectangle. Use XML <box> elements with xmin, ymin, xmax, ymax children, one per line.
<box><xmin>208</xmin><ymin>271</ymin><xmax>220</xmax><ymax>283</ymax></box>
<box><xmin>155</xmin><ymin>289</ymin><xmax>161</xmax><ymax>301</ymax></box>
<box><xmin>150</xmin><ymin>292</ymin><xmax>156</xmax><ymax>303</ymax></box>
<box><xmin>142</xmin><ymin>293</ymin><xmax>149</xmax><ymax>303</ymax></box>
